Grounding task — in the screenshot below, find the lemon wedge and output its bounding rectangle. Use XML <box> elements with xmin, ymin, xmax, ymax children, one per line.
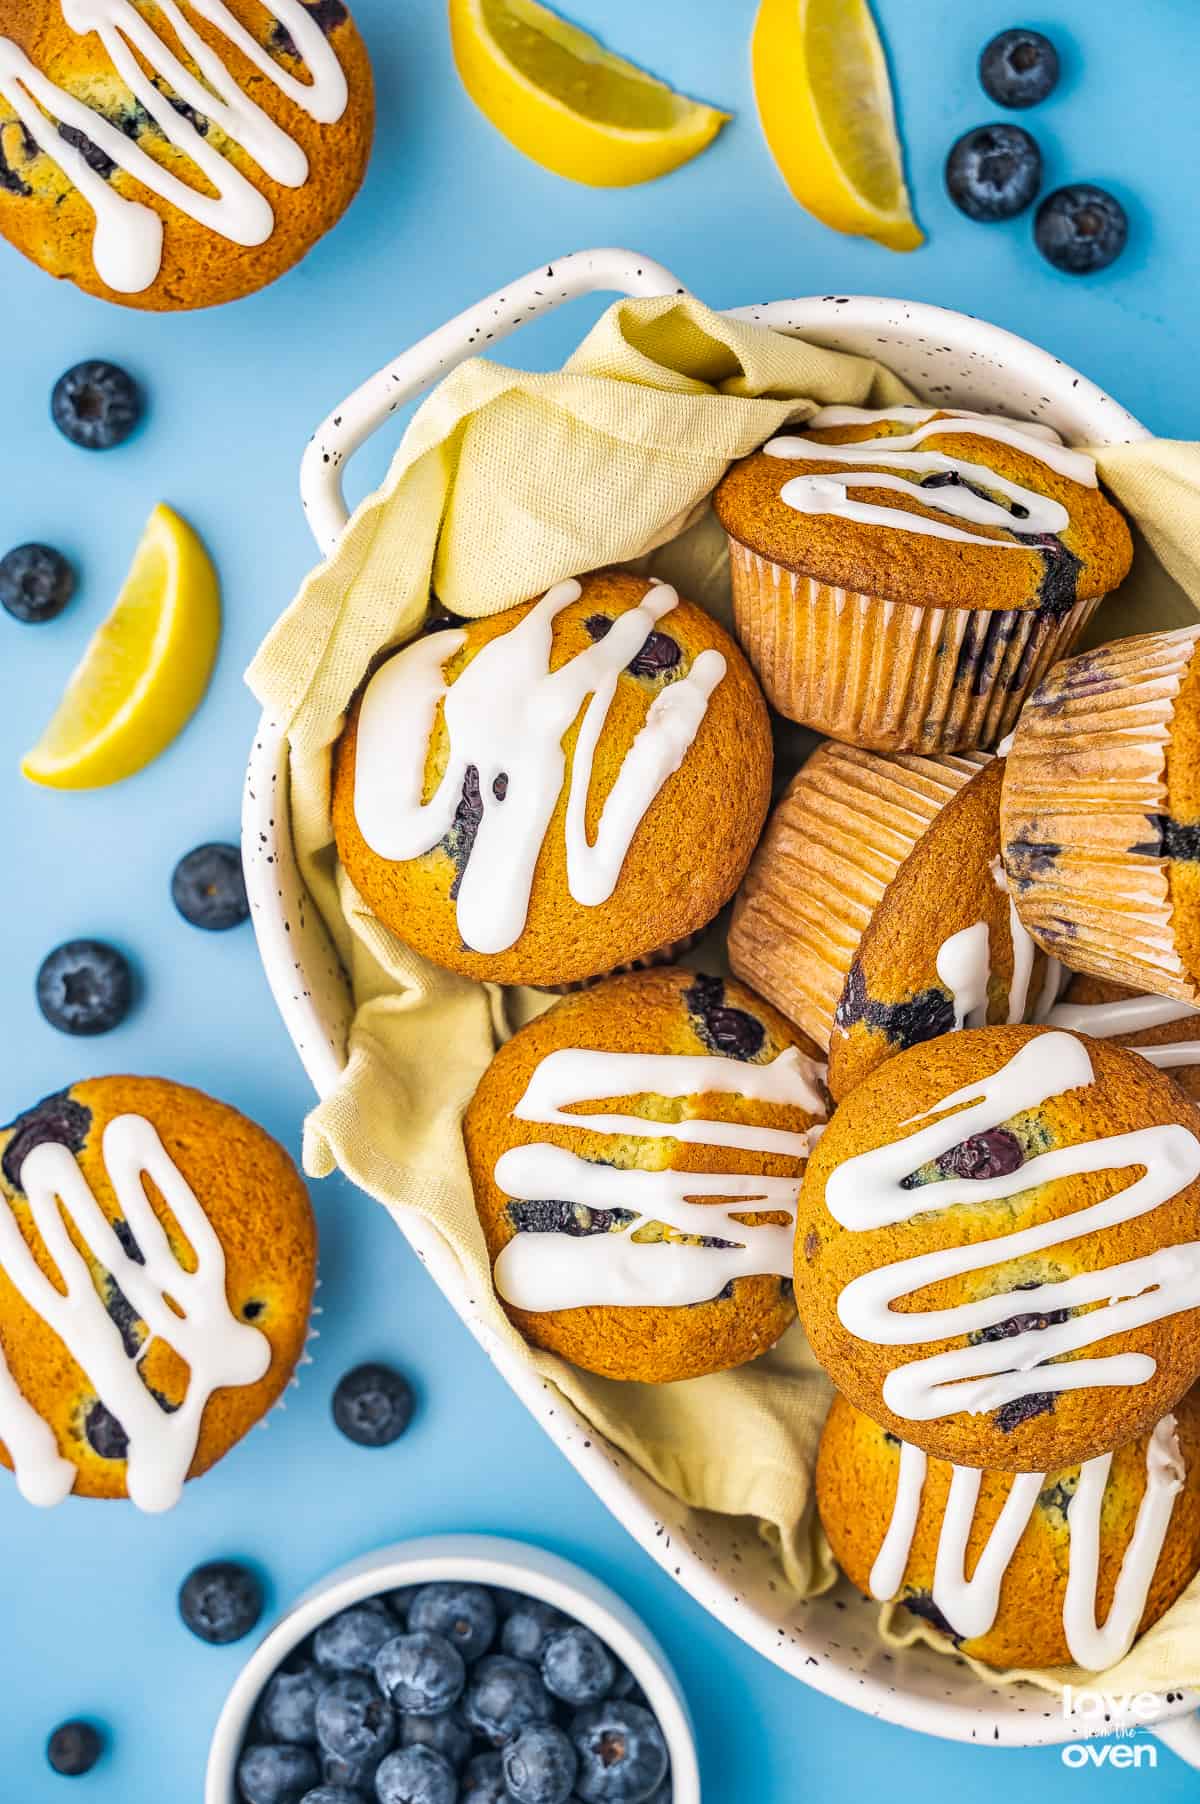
<box><xmin>752</xmin><ymin>0</ymin><xmax>923</xmax><ymax>251</ymax></box>
<box><xmin>22</xmin><ymin>503</ymin><xmax>220</xmax><ymax>790</ymax></box>
<box><xmin>449</xmin><ymin>0</ymin><xmax>729</xmax><ymax>187</ymax></box>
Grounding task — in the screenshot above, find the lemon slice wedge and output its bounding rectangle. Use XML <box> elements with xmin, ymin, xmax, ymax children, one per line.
<box><xmin>449</xmin><ymin>0</ymin><xmax>729</xmax><ymax>187</ymax></box>
<box><xmin>22</xmin><ymin>503</ymin><xmax>220</xmax><ymax>790</ymax></box>
<box><xmin>752</xmin><ymin>0</ymin><xmax>923</xmax><ymax>251</ymax></box>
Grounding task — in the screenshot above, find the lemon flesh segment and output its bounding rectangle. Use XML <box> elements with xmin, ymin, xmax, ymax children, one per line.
<box><xmin>752</xmin><ymin>0</ymin><xmax>923</xmax><ymax>252</ymax></box>
<box><xmin>450</xmin><ymin>0</ymin><xmax>729</xmax><ymax>187</ymax></box>
<box><xmin>21</xmin><ymin>503</ymin><xmax>220</xmax><ymax>790</ymax></box>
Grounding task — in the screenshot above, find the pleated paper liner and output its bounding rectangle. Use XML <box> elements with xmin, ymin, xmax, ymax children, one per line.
<box><xmin>728</xmin><ymin>742</ymin><xmax>989</xmax><ymax>1051</ymax></box>
<box><xmin>1002</xmin><ymin>625</ymin><xmax>1200</xmax><ymax>1003</ymax></box>
<box><xmin>726</xmin><ymin>538</ymin><xmax>1101</xmax><ymax>753</ymax></box>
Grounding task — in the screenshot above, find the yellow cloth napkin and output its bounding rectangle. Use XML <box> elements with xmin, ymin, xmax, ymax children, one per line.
<box><xmin>248</xmin><ymin>293</ymin><xmax>1200</xmax><ymax>1686</ymax></box>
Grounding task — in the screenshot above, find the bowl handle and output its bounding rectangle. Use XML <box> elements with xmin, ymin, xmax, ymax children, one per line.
<box><xmin>1152</xmin><ymin>1713</ymin><xmax>1200</xmax><ymax>1768</ymax></box>
<box><xmin>298</xmin><ymin>246</ymin><xmax>688</xmax><ymax>556</ymax></box>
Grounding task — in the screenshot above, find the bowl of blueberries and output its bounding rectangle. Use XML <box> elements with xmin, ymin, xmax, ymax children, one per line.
<box><xmin>206</xmin><ymin>1534</ymin><xmax>698</xmax><ymax>1804</ymax></box>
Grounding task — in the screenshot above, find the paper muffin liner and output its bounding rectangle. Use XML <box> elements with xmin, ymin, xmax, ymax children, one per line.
<box><xmin>728</xmin><ymin>743</ymin><xmax>989</xmax><ymax>1050</ymax></box>
<box><xmin>540</xmin><ymin>930</ymin><xmax>706</xmax><ymax>995</ymax></box>
<box><xmin>1002</xmin><ymin>626</ymin><xmax>1200</xmax><ymax>1003</ymax></box>
<box><xmin>726</xmin><ymin>538</ymin><xmax>1102</xmax><ymax>753</ymax></box>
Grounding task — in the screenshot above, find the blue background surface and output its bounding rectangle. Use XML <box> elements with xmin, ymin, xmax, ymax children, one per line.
<box><xmin>1</xmin><ymin>0</ymin><xmax>1198</xmax><ymax>1797</ymax></box>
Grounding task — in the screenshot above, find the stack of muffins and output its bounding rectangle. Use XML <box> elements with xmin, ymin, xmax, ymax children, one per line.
<box><xmin>329</xmin><ymin>405</ymin><xmax>1200</xmax><ymax>1673</ymax></box>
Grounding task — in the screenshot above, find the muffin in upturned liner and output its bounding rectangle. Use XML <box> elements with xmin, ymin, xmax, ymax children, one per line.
<box><xmin>795</xmin><ymin>1025</ymin><xmax>1200</xmax><ymax>1473</ymax></box>
<box><xmin>1047</xmin><ymin>973</ymin><xmax>1200</xmax><ymax>1102</ymax></box>
<box><xmin>0</xmin><ymin>1077</ymin><xmax>315</xmax><ymax>1508</ymax></box>
<box><xmin>817</xmin><ymin>1390</ymin><xmax>1200</xmax><ymax>1672</ymax></box>
<box><xmin>1002</xmin><ymin>624</ymin><xmax>1200</xmax><ymax>1004</ymax></box>
<box><xmin>332</xmin><ymin>570</ymin><xmax>773</xmax><ymax>990</ymax></box>
<box><xmin>0</xmin><ymin>0</ymin><xmax>373</xmax><ymax>309</ymax></box>
<box><xmin>712</xmin><ymin>405</ymin><xmax>1132</xmax><ymax>753</ymax></box>
<box><xmin>727</xmin><ymin>743</ymin><xmax>1058</xmax><ymax>1093</ymax></box>
<box><xmin>463</xmin><ymin>968</ymin><xmax>826</xmax><ymax>1384</ymax></box>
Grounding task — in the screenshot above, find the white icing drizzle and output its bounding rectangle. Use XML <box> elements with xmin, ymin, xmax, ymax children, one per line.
<box><xmin>869</xmin><ymin>1415</ymin><xmax>1186</xmax><ymax>1671</ymax></box>
<box><xmin>1048</xmin><ymin>994</ymin><xmax>1200</xmax><ymax>1073</ymax></box>
<box><xmin>932</xmin><ymin>861</ymin><xmax>1062</xmax><ymax>1033</ymax></box>
<box><xmin>764</xmin><ymin>405</ymin><xmax>1095</xmax><ymax>549</ymax></box>
<box><xmin>0</xmin><ymin>0</ymin><xmax>347</xmax><ymax>293</ymax></box>
<box><xmin>0</xmin><ymin>1114</ymin><xmax>270</xmax><ymax>1512</ymax></box>
<box><xmin>353</xmin><ymin>580</ymin><xmax>727</xmax><ymax>956</ymax></box>
<box><xmin>829</xmin><ymin>1033</ymin><xmax>1200</xmax><ymax>1423</ymax></box>
<box><xmin>492</xmin><ymin>1046</ymin><xmax>823</xmax><ymax>1311</ymax></box>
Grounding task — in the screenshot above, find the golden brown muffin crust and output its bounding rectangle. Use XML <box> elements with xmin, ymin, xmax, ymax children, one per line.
<box><xmin>0</xmin><ymin>1075</ymin><xmax>316</xmax><ymax>1501</ymax></box>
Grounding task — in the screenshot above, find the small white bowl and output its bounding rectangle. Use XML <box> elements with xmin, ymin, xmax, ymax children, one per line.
<box><xmin>206</xmin><ymin>1532</ymin><xmax>700</xmax><ymax>1803</ymax></box>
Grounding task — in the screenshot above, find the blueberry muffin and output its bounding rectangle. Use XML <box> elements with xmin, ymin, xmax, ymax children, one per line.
<box><xmin>795</xmin><ymin>1025</ymin><xmax>1200</xmax><ymax>1471</ymax></box>
<box><xmin>0</xmin><ymin>1076</ymin><xmax>315</xmax><ymax>1508</ymax></box>
<box><xmin>0</xmin><ymin>0</ymin><xmax>373</xmax><ymax>309</ymax></box>
<box><xmin>333</xmin><ymin>570</ymin><xmax>774</xmax><ymax>990</ymax></box>
<box><xmin>463</xmin><ymin>968</ymin><xmax>826</xmax><ymax>1383</ymax></box>
<box><xmin>1050</xmin><ymin>973</ymin><xmax>1200</xmax><ymax>1103</ymax></box>
<box><xmin>712</xmin><ymin>405</ymin><xmax>1132</xmax><ymax>752</ymax></box>
<box><xmin>1002</xmin><ymin>625</ymin><xmax>1200</xmax><ymax>1004</ymax></box>
<box><xmin>728</xmin><ymin>745</ymin><xmax>1057</xmax><ymax>1088</ymax></box>
<box><xmin>817</xmin><ymin>1389</ymin><xmax>1200</xmax><ymax>1671</ymax></box>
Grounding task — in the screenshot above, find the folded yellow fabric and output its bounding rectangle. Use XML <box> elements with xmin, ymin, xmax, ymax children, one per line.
<box><xmin>248</xmin><ymin>293</ymin><xmax>1200</xmax><ymax>1680</ymax></box>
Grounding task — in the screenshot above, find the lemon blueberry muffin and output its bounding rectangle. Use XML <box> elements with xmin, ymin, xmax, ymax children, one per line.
<box><xmin>795</xmin><ymin>1024</ymin><xmax>1200</xmax><ymax>1472</ymax></box>
<box><xmin>333</xmin><ymin>570</ymin><xmax>774</xmax><ymax>990</ymax></box>
<box><xmin>712</xmin><ymin>405</ymin><xmax>1132</xmax><ymax>752</ymax></box>
<box><xmin>1002</xmin><ymin>625</ymin><xmax>1200</xmax><ymax>1003</ymax></box>
<box><xmin>463</xmin><ymin>968</ymin><xmax>826</xmax><ymax>1384</ymax></box>
<box><xmin>0</xmin><ymin>0</ymin><xmax>373</xmax><ymax>309</ymax></box>
<box><xmin>727</xmin><ymin>744</ymin><xmax>1057</xmax><ymax>1090</ymax></box>
<box><xmin>0</xmin><ymin>1076</ymin><xmax>315</xmax><ymax>1508</ymax></box>
<box><xmin>1048</xmin><ymin>973</ymin><xmax>1200</xmax><ymax>1102</ymax></box>
<box><xmin>817</xmin><ymin>1388</ymin><xmax>1200</xmax><ymax>1671</ymax></box>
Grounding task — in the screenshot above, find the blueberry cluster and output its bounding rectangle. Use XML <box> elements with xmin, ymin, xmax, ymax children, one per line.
<box><xmin>237</xmin><ymin>1583</ymin><xmax>671</xmax><ymax>1804</ymax></box>
<box><xmin>945</xmin><ymin>28</ymin><xmax>1127</xmax><ymax>274</ymax></box>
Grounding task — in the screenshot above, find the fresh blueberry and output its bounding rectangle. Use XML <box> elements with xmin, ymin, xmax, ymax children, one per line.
<box><xmin>945</xmin><ymin>124</ymin><xmax>1041</xmax><ymax>221</ymax></box>
<box><xmin>606</xmin><ymin>1664</ymin><xmax>637</xmax><ymax>1701</ymax></box>
<box><xmin>645</xmin><ymin>1788</ymin><xmax>673</xmax><ymax>1804</ymax></box>
<box><xmin>570</xmin><ymin>1702</ymin><xmax>668</xmax><ymax>1804</ymax></box>
<box><xmin>315</xmin><ymin>1606</ymin><xmax>397</xmax><ymax>1675</ymax></box>
<box><xmin>1035</xmin><ymin>184</ymin><xmax>1128</xmax><ymax>274</ymax></box>
<box><xmin>46</xmin><ymin>1720</ymin><xmax>103</xmax><ymax>1776</ymax></box>
<box><xmin>332</xmin><ymin>1364</ymin><xmax>415</xmax><ymax>1447</ymax></box>
<box><xmin>502</xmin><ymin>1724</ymin><xmax>579</xmax><ymax>1804</ymax></box>
<box><xmin>321</xmin><ymin>1748</ymin><xmax>384</xmax><ymax>1791</ymax></box>
<box><xmin>408</xmin><ymin>1582</ymin><xmax>496</xmax><ymax>1664</ymax></box>
<box><xmin>51</xmin><ymin>360</ymin><xmax>142</xmax><ymax>450</ymax></box>
<box><xmin>298</xmin><ymin>1791</ymin><xmax>362</xmax><ymax>1804</ymax></box>
<box><xmin>375</xmin><ymin>1632</ymin><xmax>465</xmax><ymax>1717</ymax></box>
<box><xmin>314</xmin><ymin>1676</ymin><xmax>395</xmax><ymax>1764</ymax></box>
<box><xmin>384</xmin><ymin>1585</ymin><xmax>422</xmax><ymax>1624</ymax></box>
<box><xmin>463</xmin><ymin>1655</ymin><xmax>554</xmax><ymax>1747</ymax></box>
<box><xmin>373</xmin><ymin>1744</ymin><xmax>457</xmax><ymax>1804</ymax></box>
<box><xmin>399</xmin><ymin>1708</ymin><xmax>472</xmax><ymax>1768</ymax></box>
<box><xmin>261</xmin><ymin>1662</ymin><xmax>327</xmax><ymax>1745</ymax></box>
<box><xmin>979</xmin><ymin>29</ymin><xmax>1059</xmax><ymax>108</ymax></box>
<box><xmin>461</xmin><ymin>1750</ymin><xmax>507</xmax><ymax>1803</ymax></box>
<box><xmin>36</xmin><ymin>939</ymin><xmax>133</xmax><ymax>1036</ymax></box>
<box><xmin>179</xmin><ymin>1559</ymin><xmax>264</xmax><ymax>1644</ymax></box>
<box><xmin>237</xmin><ymin>1744</ymin><xmax>321</xmax><ymax>1804</ymax></box>
<box><xmin>540</xmin><ymin>1627</ymin><xmax>615</xmax><ymax>1708</ymax></box>
<box><xmin>0</xmin><ymin>543</ymin><xmax>76</xmax><ymax>624</ymax></box>
<box><xmin>171</xmin><ymin>842</ymin><xmax>249</xmax><ymax>930</ymax></box>
<box><xmin>499</xmin><ymin>1600</ymin><xmax>567</xmax><ymax>1664</ymax></box>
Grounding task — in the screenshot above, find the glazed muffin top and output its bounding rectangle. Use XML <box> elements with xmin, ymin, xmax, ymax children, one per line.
<box><xmin>332</xmin><ymin>570</ymin><xmax>773</xmax><ymax>989</ymax></box>
<box><xmin>817</xmin><ymin>1389</ymin><xmax>1200</xmax><ymax>1672</ymax></box>
<box><xmin>795</xmin><ymin>1024</ymin><xmax>1200</xmax><ymax>1472</ymax></box>
<box><xmin>0</xmin><ymin>0</ymin><xmax>373</xmax><ymax>309</ymax></box>
<box><xmin>1050</xmin><ymin>973</ymin><xmax>1200</xmax><ymax>1104</ymax></box>
<box><xmin>712</xmin><ymin>405</ymin><xmax>1132</xmax><ymax>612</ymax></box>
<box><xmin>0</xmin><ymin>1076</ymin><xmax>315</xmax><ymax>1508</ymax></box>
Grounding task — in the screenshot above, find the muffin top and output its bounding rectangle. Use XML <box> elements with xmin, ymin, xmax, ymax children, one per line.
<box><xmin>464</xmin><ymin>968</ymin><xmax>826</xmax><ymax>1384</ymax></box>
<box><xmin>817</xmin><ymin>1389</ymin><xmax>1200</xmax><ymax>1671</ymax></box>
<box><xmin>0</xmin><ymin>1076</ymin><xmax>315</xmax><ymax>1508</ymax></box>
<box><xmin>795</xmin><ymin>1024</ymin><xmax>1200</xmax><ymax>1471</ymax></box>
<box><xmin>712</xmin><ymin>405</ymin><xmax>1132</xmax><ymax>612</ymax></box>
<box><xmin>332</xmin><ymin>570</ymin><xmax>773</xmax><ymax>988</ymax></box>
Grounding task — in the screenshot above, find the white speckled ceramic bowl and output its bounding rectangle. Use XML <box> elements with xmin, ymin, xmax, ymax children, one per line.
<box><xmin>243</xmin><ymin>247</ymin><xmax>1200</xmax><ymax>1763</ymax></box>
<box><xmin>205</xmin><ymin>1533</ymin><xmax>699</xmax><ymax>1802</ymax></box>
